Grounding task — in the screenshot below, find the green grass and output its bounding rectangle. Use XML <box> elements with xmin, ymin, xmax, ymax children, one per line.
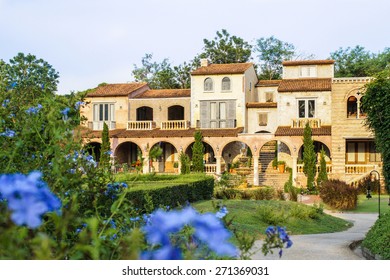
<box><xmin>348</xmin><ymin>195</ymin><xmax>390</xmax><ymax>214</ymax></box>
<box><xmin>192</xmin><ymin>199</ymin><xmax>352</xmax><ymax>240</ymax></box>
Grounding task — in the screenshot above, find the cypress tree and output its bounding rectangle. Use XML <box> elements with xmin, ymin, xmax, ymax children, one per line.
<box><xmin>303</xmin><ymin>122</ymin><xmax>316</xmax><ymax>191</ymax></box>
<box><xmin>99</xmin><ymin>122</ymin><xmax>111</xmax><ymax>169</ymax></box>
<box><xmin>192</xmin><ymin>131</ymin><xmax>204</xmax><ymax>172</ymax></box>
<box><xmin>317</xmin><ymin>148</ymin><xmax>328</xmax><ymax>187</ymax></box>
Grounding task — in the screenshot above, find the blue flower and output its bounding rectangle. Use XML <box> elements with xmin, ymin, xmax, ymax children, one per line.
<box><xmin>216</xmin><ymin>206</ymin><xmax>228</xmax><ymax>219</ymax></box>
<box><xmin>2</xmin><ymin>99</ymin><xmax>10</xmax><ymax>107</ymax></box>
<box><xmin>26</xmin><ymin>104</ymin><xmax>42</xmax><ymax>114</ymax></box>
<box><xmin>0</xmin><ymin>128</ymin><xmax>15</xmax><ymax>137</ymax></box>
<box><xmin>0</xmin><ymin>171</ymin><xmax>61</xmax><ymax>229</ymax></box>
<box><xmin>262</xmin><ymin>225</ymin><xmax>293</xmax><ymax>258</ymax></box>
<box><xmin>130</xmin><ymin>216</ymin><xmax>140</xmax><ymax>222</ymax></box>
<box><xmin>61</xmin><ymin>107</ymin><xmax>70</xmax><ymax>120</ymax></box>
<box><xmin>74</xmin><ymin>101</ymin><xmax>85</xmax><ymax>110</ymax></box>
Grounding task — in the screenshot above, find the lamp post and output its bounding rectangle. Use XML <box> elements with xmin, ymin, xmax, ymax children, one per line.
<box><xmin>370</xmin><ymin>170</ymin><xmax>381</xmax><ymax>218</ymax></box>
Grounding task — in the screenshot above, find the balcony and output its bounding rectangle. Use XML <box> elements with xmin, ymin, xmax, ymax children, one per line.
<box><xmin>292</xmin><ymin>118</ymin><xmax>321</xmax><ymax>128</ymax></box>
<box><xmin>345</xmin><ymin>164</ymin><xmax>377</xmax><ymax>174</ymax></box>
<box><xmin>89</xmin><ymin>121</ymin><xmax>116</xmax><ymax>130</ymax></box>
<box><xmin>127</xmin><ymin>121</ymin><xmax>156</xmax><ymax>130</ymax></box>
<box><xmin>160</xmin><ymin>120</ymin><xmax>190</xmax><ymax>130</ymax></box>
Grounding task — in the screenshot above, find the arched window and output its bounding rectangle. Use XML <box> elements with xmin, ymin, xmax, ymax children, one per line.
<box><xmin>221</xmin><ymin>77</ymin><xmax>231</xmax><ymax>91</ymax></box>
<box><xmin>359</xmin><ymin>96</ymin><xmax>366</xmax><ymax>117</ymax></box>
<box><xmin>347</xmin><ymin>96</ymin><xmax>357</xmax><ymax>118</ymax></box>
<box><xmin>204</xmin><ymin>78</ymin><xmax>213</xmax><ymax>91</ymax></box>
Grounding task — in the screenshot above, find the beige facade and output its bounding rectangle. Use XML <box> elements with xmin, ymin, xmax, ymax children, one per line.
<box><xmin>80</xmin><ymin>60</ymin><xmax>382</xmax><ymax>189</ymax></box>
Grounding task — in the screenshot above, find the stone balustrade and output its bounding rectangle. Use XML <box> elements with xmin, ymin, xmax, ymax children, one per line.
<box><xmin>127</xmin><ymin>121</ymin><xmax>155</xmax><ymax>130</ymax></box>
<box><xmin>160</xmin><ymin>120</ymin><xmax>190</xmax><ymax>130</ymax></box>
<box><xmin>291</xmin><ymin>118</ymin><xmax>321</xmax><ymax>128</ymax></box>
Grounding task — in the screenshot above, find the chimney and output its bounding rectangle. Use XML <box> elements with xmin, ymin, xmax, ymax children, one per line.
<box><xmin>200</xmin><ymin>58</ymin><xmax>210</xmax><ymax>67</ymax></box>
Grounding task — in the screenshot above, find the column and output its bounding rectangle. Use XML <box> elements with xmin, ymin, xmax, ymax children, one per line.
<box><xmin>253</xmin><ymin>155</ymin><xmax>259</xmax><ymax>186</ymax></box>
<box><xmin>143</xmin><ymin>154</ymin><xmax>149</xmax><ymax>174</ymax></box>
<box><xmin>215</xmin><ymin>156</ymin><xmax>222</xmax><ymax>175</ymax></box>
<box><xmin>292</xmin><ymin>155</ymin><xmax>298</xmax><ymax>186</ymax></box>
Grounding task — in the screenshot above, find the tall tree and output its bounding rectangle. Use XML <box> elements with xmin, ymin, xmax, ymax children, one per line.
<box><xmin>303</xmin><ymin>123</ymin><xmax>317</xmax><ymax>191</ymax></box>
<box><xmin>362</xmin><ymin>70</ymin><xmax>390</xmax><ymax>192</ymax></box>
<box><xmin>192</xmin><ymin>131</ymin><xmax>204</xmax><ymax>172</ymax></box>
<box><xmin>99</xmin><ymin>122</ymin><xmax>111</xmax><ymax>169</ymax></box>
<box><xmin>254</xmin><ymin>36</ymin><xmax>296</xmax><ymax>80</ymax></box>
<box><xmin>330</xmin><ymin>46</ymin><xmax>373</xmax><ymax>77</ymax></box>
<box><xmin>199</xmin><ymin>29</ymin><xmax>252</xmax><ymax>64</ymax></box>
<box><xmin>316</xmin><ymin>148</ymin><xmax>328</xmax><ymax>187</ymax></box>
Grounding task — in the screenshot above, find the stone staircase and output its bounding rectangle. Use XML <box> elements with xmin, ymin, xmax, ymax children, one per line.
<box><xmin>260</xmin><ymin>140</ymin><xmax>276</xmax><ymax>172</ymax></box>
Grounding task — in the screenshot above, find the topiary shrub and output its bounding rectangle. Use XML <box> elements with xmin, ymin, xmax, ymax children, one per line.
<box><xmin>318</xmin><ymin>179</ymin><xmax>358</xmax><ymax>210</ymax></box>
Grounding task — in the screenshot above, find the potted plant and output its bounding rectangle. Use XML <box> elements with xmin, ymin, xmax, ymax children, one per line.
<box><xmin>277</xmin><ymin>161</ymin><xmax>286</xmax><ymax>173</ymax></box>
<box><xmin>272</xmin><ymin>158</ymin><xmax>278</xmax><ymax>170</ymax></box>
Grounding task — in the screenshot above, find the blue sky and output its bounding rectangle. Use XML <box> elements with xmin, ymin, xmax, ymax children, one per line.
<box><xmin>1</xmin><ymin>0</ymin><xmax>389</xmax><ymax>94</ymax></box>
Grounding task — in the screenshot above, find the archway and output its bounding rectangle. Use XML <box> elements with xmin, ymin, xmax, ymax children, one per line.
<box><xmin>168</xmin><ymin>105</ymin><xmax>184</xmax><ymax>120</ymax></box>
<box><xmin>114</xmin><ymin>142</ymin><xmax>141</xmax><ymax>170</ymax></box>
<box><xmin>298</xmin><ymin>141</ymin><xmax>331</xmax><ymax>163</ymax></box>
<box><xmin>185</xmin><ymin>142</ymin><xmax>215</xmax><ymax>164</ymax></box>
<box><xmin>85</xmin><ymin>142</ymin><xmax>101</xmax><ymax>162</ymax></box>
<box><xmin>221</xmin><ymin>141</ymin><xmax>252</xmax><ymax>170</ymax></box>
<box><xmin>136</xmin><ymin>106</ymin><xmax>153</xmax><ymax>121</ymax></box>
<box><xmin>259</xmin><ymin>140</ymin><xmax>291</xmax><ymax>172</ymax></box>
<box><xmin>149</xmin><ymin>142</ymin><xmax>178</xmax><ymax>173</ymax></box>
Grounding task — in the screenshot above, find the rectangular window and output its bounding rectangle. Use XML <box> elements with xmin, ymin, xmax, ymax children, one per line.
<box><xmin>258</xmin><ymin>113</ymin><xmax>268</xmax><ymax>126</ymax></box>
<box><xmin>297</xmin><ymin>99</ymin><xmax>316</xmax><ymax>118</ymax></box>
<box><xmin>266</xmin><ymin>92</ymin><xmax>274</xmax><ymax>102</ymax></box>
<box><xmin>200</xmin><ymin>100</ymin><xmax>235</xmax><ymax>128</ymax></box>
<box><xmin>369</xmin><ymin>142</ymin><xmax>382</xmax><ymax>162</ymax></box>
<box><xmin>93</xmin><ymin>103</ymin><xmax>115</xmax><ymax>123</ymax></box>
<box><xmin>299</xmin><ymin>66</ymin><xmax>317</xmax><ymax>77</ymax></box>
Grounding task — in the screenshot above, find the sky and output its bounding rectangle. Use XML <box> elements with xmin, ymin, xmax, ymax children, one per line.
<box><xmin>1</xmin><ymin>0</ymin><xmax>389</xmax><ymax>94</ymax></box>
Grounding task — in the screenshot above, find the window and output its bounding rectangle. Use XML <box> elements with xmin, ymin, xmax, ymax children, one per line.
<box><xmin>221</xmin><ymin>77</ymin><xmax>231</xmax><ymax>91</ymax></box>
<box><xmin>298</xmin><ymin>99</ymin><xmax>315</xmax><ymax>118</ymax></box>
<box><xmin>369</xmin><ymin>142</ymin><xmax>381</xmax><ymax>162</ymax></box>
<box><xmin>93</xmin><ymin>103</ymin><xmax>114</xmax><ymax>122</ymax></box>
<box><xmin>299</xmin><ymin>66</ymin><xmax>317</xmax><ymax>77</ymax></box>
<box><xmin>265</xmin><ymin>92</ymin><xmax>274</xmax><ymax>102</ymax></box>
<box><xmin>347</xmin><ymin>96</ymin><xmax>357</xmax><ymax>118</ymax></box>
<box><xmin>258</xmin><ymin>113</ymin><xmax>268</xmax><ymax>126</ymax></box>
<box><xmin>200</xmin><ymin>100</ymin><xmax>236</xmax><ymax>128</ymax></box>
<box><xmin>204</xmin><ymin>78</ymin><xmax>213</xmax><ymax>91</ymax></box>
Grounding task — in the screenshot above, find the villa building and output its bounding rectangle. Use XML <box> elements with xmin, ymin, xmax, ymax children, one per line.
<box><xmin>79</xmin><ymin>59</ymin><xmax>381</xmax><ymax>188</ymax></box>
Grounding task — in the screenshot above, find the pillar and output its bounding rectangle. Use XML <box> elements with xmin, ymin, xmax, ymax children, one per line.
<box><xmin>215</xmin><ymin>156</ymin><xmax>222</xmax><ymax>175</ymax></box>
<box><xmin>292</xmin><ymin>155</ymin><xmax>298</xmax><ymax>186</ymax></box>
<box><xmin>253</xmin><ymin>155</ymin><xmax>259</xmax><ymax>186</ymax></box>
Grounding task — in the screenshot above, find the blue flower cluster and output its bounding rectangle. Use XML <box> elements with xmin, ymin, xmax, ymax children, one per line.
<box><xmin>2</xmin><ymin>99</ymin><xmax>10</xmax><ymax>107</ymax></box>
<box><xmin>0</xmin><ymin>128</ymin><xmax>15</xmax><ymax>138</ymax></box>
<box><xmin>141</xmin><ymin>206</ymin><xmax>238</xmax><ymax>260</ymax></box>
<box><xmin>66</xmin><ymin>151</ymin><xmax>98</xmax><ymax>173</ymax></box>
<box><xmin>26</xmin><ymin>104</ymin><xmax>43</xmax><ymax>114</ymax></box>
<box><xmin>264</xmin><ymin>226</ymin><xmax>293</xmax><ymax>257</ymax></box>
<box><xmin>104</xmin><ymin>182</ymin><xmax>128</xmax><ymax>199</ymax></box>
<box><xmin>215</xmin><ymin>206</ymin><xmax>228</xmax><ymax>219</ymax></box>
<box><xmin>74</xmin><ymin>101</ymin><xmax>85</xmax><ymax>110</ymax></box>
<box><xmin>0</xmin><ymin>171</ymin><xmax>61</xmax><ymax>229</ymax></box>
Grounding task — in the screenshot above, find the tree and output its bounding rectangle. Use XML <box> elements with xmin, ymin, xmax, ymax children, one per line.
<box><xmin>362</xmin><ymin>70</ymin><xmax>390</xmax><ymax>192</ymax></box>
<box><xmin>99</xmin><ymin>122</ymin><xmax>111</xmax><ymax>169</ymax></box>
<box><xmin>179</xmin><ymin>152</ymin><xmax>190</xmax><ymax>174</ymax></box>
<box><xmin>254</xmin><ymin>36</ymin><xmax>296</xmax><ymax>80</ymax></box>
<box><xmin>192</xmin><ymin>131</ymin><xmax>204</xmax><ymax>172</ymax></box>
<box><xmin>303</xmin><ymin>123</ymin><xmax>316</xmax><ymax>191</ymax></box>
<box><xmin>199</xmin><ymin>29</ymin><xmax>252</xmax><ymax>64</ymax></box>
<box><xmin>330</xmin><ymin>46</ymin><xmax>373</xmax><ymax>77</ymax></box>
<box><xmin>317</xmin><ymin>148</ymin><xmax>328</xmax><ymax>187</ymax></box>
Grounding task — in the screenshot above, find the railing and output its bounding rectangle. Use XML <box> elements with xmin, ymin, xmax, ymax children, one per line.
<box><xmin>204</xmin><ymin>163</ymin><xmax>226</xmax><ymax>174</ymax></box>
<box><xmin>297</xmin><ymin>164</ymin><xmax>332</xmax><ymax>174</ymax></box>
<box><xmin>161</xmin><ymin>120</ymin><xmax>190</xmax><ymax>130</ymax></box>
<box><xmin>127</xmin><ymin>121</ymin><xmax>155</xmax><ymax>130</ymax></box>
<box><xmin>89</xmin><ymin>121</ymin><xmax>116</xmax><ymax>130</ymax></box>
<box><xmin>345</xmin><ymin>164</ymin><xmax>377</xmax><ymax>174</ymax></box>
<box><xmin>291</xmin><ymin>118</ymin><xmax>321</xmax><ymax>128</ymax></box>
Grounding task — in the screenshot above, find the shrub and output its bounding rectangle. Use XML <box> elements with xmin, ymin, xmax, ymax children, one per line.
<box><xmin>214</xmin><ymin>187</ymin><xmax>241</xmax><ymax>199</ymax></box>
<box><xmin>252</xmin><ymin>187</ymin><xmax>276</xmax><ymax>200</ymax></box>
<box><xmin>257</xmin><ymin>204</ymin><xmax>286</xmax><ymax>225</ymax></box>
<box><xmin>362</xmin><ymin>213</ymin><xmax>390</xmax><ymax>259</ymax></box>
<box><xmin>357</xmin><ymin>176</ymin><xmax>380</xmax><ymax>195</ymax></box>
<box><xmin>318</xmin><ymin>179</ymin><xmax>358</xmax><ymax>210</ymax></box>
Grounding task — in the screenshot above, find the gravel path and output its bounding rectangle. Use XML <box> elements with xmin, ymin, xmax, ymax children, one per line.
<box><xmin>250</xmin><ymin>212</ymin><xmax>378</xmax><ymax>260</ymax></box>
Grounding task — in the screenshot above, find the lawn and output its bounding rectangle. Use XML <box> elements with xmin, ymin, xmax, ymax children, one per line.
<box><xmin>192</xmin><ymin>199</ymin><xmax>352</xmax><ymax>240</ymax></box>
<box><xmin>348</xmin><ymin>194</ymin><xmax>390</xmax><ymax>214</ymax></box>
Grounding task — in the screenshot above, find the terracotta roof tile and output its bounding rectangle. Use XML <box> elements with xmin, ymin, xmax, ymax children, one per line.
<box><xmin>79</xmin><ymin>127</ymin><xmax>244</xmax><ymax>138</ymax></box>
<box><xmin>86</xmin><ymin>83</ymin><xmax>148</xmax><ymax>97</ymax></box>
<box><xmin>278</xmin><ymin>78</ymin><xmax>332</xmax><ymax>92</ymax></box>
<box><xmin>256</xmin><ymin>80</ymin><xmax>282</xmax><ymax>87</ymax></box>
<box><xmin>275</xmin><ymin>125</ymin><xmax>331</xmax><ymax>136</ymax></box>
<box><xmin>282</xmin><ymin>60</ymin><xmax>335</xmax><ymax>66</ymax></box>
<box><xmin>133</xmin><ymin>89</ymin><xmax>191</xmax><ymax>99</ymax></box>
<box><xmin>191</xmin><ymin>63</ymin><xmax>254</xmax><ymax>76</ymax></box>
<box><xmin>246</xmin><ymin>102</ymin><xmax>277</xmax><ymax>108</ymax></box>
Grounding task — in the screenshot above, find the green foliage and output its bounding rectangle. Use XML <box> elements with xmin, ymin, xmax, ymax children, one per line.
<box><xmin>149</xmin><ymin>145</ymin><xmax>163</xmax><ymax>161</ymax></box>
<box><xmin>318</xmin><ymin>179</ymin><xmax>358</xmax><ymax>210</ymax></box>
<box><xmin>214</xmin><ymin>186</ymin><xmax>276</xmax><ymax>201</ymax></box>
<box><xmin>362</xmin><ymin>70</ymin><xmax>390</xmax><ymax>192</ymax></box>
<box><xmin>362</xmin><ymin>213</ymin><xmax>390</xmax><ymax>259</ymax></box>
<box><xmin>284</xmin><ymin>171</ymin><xmax>300</xmax><ymax>202</ymax></box>
<box><xmin>199</xmin><ymin>29</ymin><xmax>252</xmax><ymax>64</ymax></box>
<box><xmin>303</xmin><ymin>122</ymin><xmax>316</xmax><ymax>191</ymax></box>
<box><xmin>179</xmin><ymin>152</ymin><xmax>190</xmax><ymax>174</ymax></box>
<box><xmin>254</xmin><ymin>36</ymin><xmax>296</xmax><ymax>80</ymax></box>
<box><xmin>316</xmin><ymin>148</ymin><xmax>328</xmax><ymax>187</ymax></box>
<box><xmin>192</xmin><ymin>131</ymin><xmax>204</xmax><ymax>172</ymax></box>
<box><xmin>330</xmin><ymin>46</ymin><xmax>390</xmax><ymax>77</ymax></box>
<box><xmin>99</xmin><ymin>122</ymin><xmax>111</xmax><ymax>169</ymax></box>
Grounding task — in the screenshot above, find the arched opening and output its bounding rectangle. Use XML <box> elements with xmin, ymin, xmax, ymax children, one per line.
<box><xmin>255</xmin><ymin>130</ymin><xmax>271</xmax><ymax>134</ymax></box>
<box><xmin>222</xmin><ymin>77</ymin><xmax>231</xmax><ymax>91</ymax></box>
<box><xmin>221</xmin><ymin>141</ymin><xmax>251</xmax><ymax>171</ymax></box>
<box><xmin>168</xmin><ymin>105</ymin><xmax>184</xmax><ymax>120</ymax></box>
<box><xmin>298</xmin><ymin>141</ymin><xmax>331</xmax><ymax>163</ymax></box>
<box><xmin>149</xmin><ymin>142</ymin><xmax>178</xmax><ymax>173</ymax></box>
<box><xmin>185</xmin><ymin>142</ymin><xmax>215</xmax><ymax>164</ymax></box>
<box><xmin>85</xmin><ymin>142</ymin><xmax>101</xmax><ymax>162</ymax></box>
<box><xmin>204</xmin><ymin>77</ymin><xmax>213</xmax><ymax>91</ymax></box>
<box><xmin>347</xmin><ymin>96</ymin><xmax>358</xmax><ymax>118</ymax></box>
<box><xmin>136</xmin><ymin>106</ymin><xmax>153</xmax><ymax>121</ymax></box>
<box><xmin>359</xmin><ymin>96</ymin><xmax>366</xmax><ymax>117</ymax></box>
<box><xmin>258</xmin><ymin>140</ymin><xmax>291</xmax><ymax>172</ymax></box>
<box><xmin>114</xmin><ymin>142</ymin><xmax>141</xmax><ymax>171</ymax></box>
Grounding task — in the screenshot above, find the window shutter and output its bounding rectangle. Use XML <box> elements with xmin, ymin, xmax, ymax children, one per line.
<box><xmin>258</xmin><ymin>113</ymin><xmax>268</xmax><ymax>126</ymax></box>
<box><xmin>200</xmin><ymin>101</ymin><xmax>209</xmax><ymax>128</ymax></box>
<box><xmin>266</xmin><ymin>92</ymin><xmax>273</xmax><ymax>102</ymax></box>
<box><xmin>227</xmin><ymin>100</ymin><xmax>236</xmax><ymax>128</ymax></box>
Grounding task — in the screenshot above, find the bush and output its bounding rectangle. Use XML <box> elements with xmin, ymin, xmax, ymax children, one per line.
<box><xmin>214</xmin><ymin>187</ymin><xmax>242</xmax><ymax>199</ymax></box>
<box><xmin>318</xmin><ymin>179</ymin><xmax>358</xmax><ymax>210</ymax></box>
<box><xmin>357</xmin><ymin>176</ymin><xmax>380</xmax><ymax>195</ymax></box>
<box><xmin>362</xmin><ymin>213</ymin><xmax>390</xmax><ymax>259</ymax></box>
<box><xmin>257</xmin><ymin>204</ymin><xmax>286</xmax><ymax>225</ymax></box>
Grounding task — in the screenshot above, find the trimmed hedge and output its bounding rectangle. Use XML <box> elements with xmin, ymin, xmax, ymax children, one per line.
<box><xmin>214</xmin><ymin>186</ymin><xmax>277</xmax><ymax>200</ymax></box>
<box><xmin>125</xmin><ymin>176</ymin><xmax>214</xmax><ymax>210</ymax></box>
<box><xmin>318</xmin><ymin>179</ymin><xmax>358</xmax><ymax>210</ymax></box>
<box><xmin>362</xmin><ymin>213</ymin><xmax>390</xmax><ymax>259</ymax></box>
